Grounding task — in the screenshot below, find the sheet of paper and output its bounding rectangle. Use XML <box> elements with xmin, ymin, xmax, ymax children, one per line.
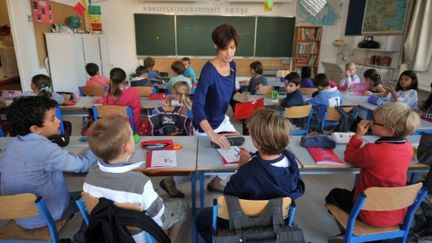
<box><xmin>217</xmin><ymin>146</ymin><xmax>240</xmax><ymax>163</ymax></box>
<box><xmin>151</xmin><ymin>150</ymin><xmax>177</xmax><ymax>167</ymax></box>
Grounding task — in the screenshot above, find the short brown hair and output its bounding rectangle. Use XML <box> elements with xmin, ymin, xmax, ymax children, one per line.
<box><xmin>143</xmin><ymin>57</ymin><xmax>155</xmax><ymax>68</ymax></box>
<box><xmin>171</xmin><ymin>60</ymin><xmax>185</xmax><ymax>75</ymax></box>
<box><xmin>248</xmin><ymin>109</ymin><xmax>291</xmax><ymax>155</ymax></box>
<box><xmin>373</xmin><ymin>103</ymin><xmax>420</xmax><ymax>137</ymax></box>
<box><xmin>181</xmin><ymin>57</ymin><xmax>191</xmax><ymax>64</ymax></box>
<box><xmin>88</xmin><ymin>115</ymin><xmax>132</xmax><ymax>162</ymax></box>
<box><xmin>212</xmin><ymin>24</ymin><xmax>239</xmax><ymax>50</ymax></box>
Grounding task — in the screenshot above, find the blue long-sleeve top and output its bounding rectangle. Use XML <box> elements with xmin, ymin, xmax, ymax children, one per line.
<box><xmin>308</xmin><ymin>87</ymin><xmax>342</xmax><ymax>107</ymax></box>
<box><xmin>0</xmin><ymin>134</ymin><xmax>97</xmax><ymax>229</ymax></box>
<box><xmin>280</xmin><ymin>89</ymin><xmax>304</xmax><ymax>108</ymax></box>
<box><xmin>224</xmin><ymin>149</ymin><xmax>305</xmax><ymax>200</ymax></box>
<box><xmin>192</xmin><ymin>61</ymin><xmax>236</xmax><ymax>131</ymax></box>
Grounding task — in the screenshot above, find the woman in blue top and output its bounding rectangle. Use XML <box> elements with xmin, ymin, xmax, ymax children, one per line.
<box><xmin>192</xmin><ymin>24</ymin><xmax>240</xmax><ymax>192</ymax></box>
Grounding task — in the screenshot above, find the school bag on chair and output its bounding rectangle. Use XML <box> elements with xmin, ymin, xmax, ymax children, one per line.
<box><xmin>215</xmin><ymin>196</ymin><xmax>305</xmax><ymax>243</ymax></box>
<box><xmin>146</xmin><ymin>106</ymin><xmax>190</xmax><ymax>136</ymax></box>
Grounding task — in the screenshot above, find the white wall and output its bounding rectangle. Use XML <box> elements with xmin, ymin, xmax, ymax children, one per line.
<box><xmin>8</xmin><ymin>0</ymin><xmax>349</xmax><ymax>91</ymax></box>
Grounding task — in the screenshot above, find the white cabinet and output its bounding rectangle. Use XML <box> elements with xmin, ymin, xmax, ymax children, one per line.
<box><xmin>45</xmin><ymin>33</ymin><xmax>109</xmax><ymax>93</ymax></box>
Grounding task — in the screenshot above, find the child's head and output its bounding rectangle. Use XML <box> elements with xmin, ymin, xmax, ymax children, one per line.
<box><xmin>88</xmin><ymin>115</ymin><xmax>134</xmax><ymax>162</ymax></box>
<box><xmin>284</xmin><ymin>72</ymin><xmax>300</xmax><ymax>94</ymax></box>
<box><xmin>212</xmin><ymin>24</ymin><xmax>239</xmax><ymax>56</ymax></box>
<box><xmin>31</xmin><ymin>74</ymin><xmax>53</xmax><ymax>98</ymax></box>
<box><xmin>363</xmin><ymin>69</ymin><xmax>381</xmax><ymax>87</ymax></box>
<box><xmin>85</xmin><ymin>63</ymin><xmax>99</xmax><ymax>77</ymax></box>
<box><xmin>249</xmin><ymin>61</ymin><xmax>263</xmax><ymax>75</ymax></box>
<box><xmin>248</xmin><ymin>109</ymin><xmax>291</xmax><ymax>155</ymax></box>
<box><xmin>108</xmin><ymin>67</ymin><xmax>127</xmax><ymax>98</ymax></box>
<box><xmin>181</xmin><ymin>57</ymin><xmax>191</xmax><ymax>69</ymax></box>
<box><xmin>135</xmin><ymin>65</ymin><xmax>148</xmax><ymax>78</ymax></box>
<box><xmin>396</xmin><ymin>70</ymin><xmax>418</xmax><ymax>91</ymax></box>
<box><xmin>172</xmin><ymin>81</ymin><xmax>192</xmax><ymax>110</ymax></box>
<box><xmin>7</xmin><ymin>96</ymin><xmax>59</xmax><ymax>137</ymax></box>
<box><xmin>372</xmin><ymin>103</ymin><xmax>420</xmax><ymax>137</ymax></box>
<box><xmin>143</xmin><ymin>57</ymin><xmax>155</xmax><ymax>69</ymax></box>
<box><xmin>171</xmin><ymin>60</ymin><xmax>186</xmax><ymax>75</ymax></box>
<box><xmin>345</xmin><ymin>63</ymin><xmax>356</xmax><ymax>75</ymax></box>
<box><xmin>301</xmin><ymin>66</ymin><xmax>312</xmax><ymax>80</ymax></box>
<box><xmin>313</xmin><ymin>73</ymin><xmax>329</xmax><ymax>89</ymax></box>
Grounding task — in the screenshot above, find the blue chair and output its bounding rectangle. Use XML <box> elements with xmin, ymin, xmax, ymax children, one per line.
<box><xmin>92</xmin><ymin>105</ymin><xmax>135</xmax><ymax>133</ymax></box>
<box><xmin>0</xmin><ymin>193</ymin><xmax>69</xmax><ymax>243</ymax></box>
<box><xmin>211</xmin><ymin>196</ymin><xmax>296</xmax><ymax>242</ymax></box>
<box><xmin>325</xmin><ymin>182</ymin><xmax>428</xmax><ymax>243</ymax></box>
<box><xmin>0</xmin><ymin>126</ymin><xmax>5</xmax><ymax>137</ymax></box>
<box><xmin>284</xmin><ymin>105</ymin><xmax>313</xmax><ymax>136</ymax></box>
<box><xmin>75</xmin><ymin>192</ymin><xmax>156</xmax><ymax>243</ymax></box>
<box><xmin>55</xmin><ymin>107</ymin><xmax>65</xmax><ymax>134</ymax></box>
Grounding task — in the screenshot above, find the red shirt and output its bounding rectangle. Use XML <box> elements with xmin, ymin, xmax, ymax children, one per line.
<box><xmin>344</xmin><ymin>136</ymin><xmax>412</xmax><ymax>226</ymax></box>
<box><xmin>86</xmin><ymin>75</ymin><xmax>110</xmax><ymax>88</ymax></box>
<box><xmin>103</xmin><ymin>87</ymin><xmax>141</xmax><ymax>130</ymax></box>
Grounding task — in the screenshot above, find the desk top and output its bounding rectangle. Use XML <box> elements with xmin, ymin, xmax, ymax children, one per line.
<box><xmin>61</xmin><ymin>96</ymin><xmax>164</xmax><ymax>110</ymax></box>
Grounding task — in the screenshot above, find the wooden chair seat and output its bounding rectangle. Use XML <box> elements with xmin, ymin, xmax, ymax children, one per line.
<box><xmin>0</xmin><ymin>218</ymin><xmax>68</xmax><ymax>241</ymax></box>
<box><xmin>325</xmin><ymin>204</ymin><xmax>399</xmax><ymax>236</ymax></box>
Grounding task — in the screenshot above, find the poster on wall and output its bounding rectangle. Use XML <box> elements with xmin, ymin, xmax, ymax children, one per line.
<box><xmin>296</xmin><ymin>0</ymin><xmax>344</xmax><ymax>25</ymax></box>
<box><xmin>31</xmin><ymin>0</ymin><xmax>54</xmax><ymax>24</ymax></box>
<box><xmin>88</xmin><ymin>5</ymin><xmax>103</xmax><ymax>32</ymax></box>
<box><xmin>362</xmin><ymin>0</ymin><xmax>408</xmax><ymax>35</ymax></box>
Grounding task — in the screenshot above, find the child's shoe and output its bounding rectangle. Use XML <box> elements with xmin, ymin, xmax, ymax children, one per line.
<box><xmin>160</xmin><ymin>177</ymin><xmax>184</xmax><ymax>198</ymax></box>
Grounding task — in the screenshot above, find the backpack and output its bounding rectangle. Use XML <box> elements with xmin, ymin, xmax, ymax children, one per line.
<box><xmin>48</xmin><ymin>120</ymin><xmax>72</xmax><ymax>147</ymax></box>
<box><xmin>147</xmin><ymin>106</ymin><xmax>190</xmax><ymax>136</ymax></box>
<box><xmin>85</xmin><ymin>197</ymin><xmax>170</xmax><ymax>243</ymax></box>
<box><xmin>334</xmin><ymin>106</ymin><xmax>358</xmax><ymax>132</ymax></box>
<box><xmin>410</xmin><ymin>168</ymin><xmax>432</xmax><ymax>242</ymax></box>
<box><xmin>214</xmin><ymin>196</ymin><xmax>305</xmax><ymax>243</ymax></box>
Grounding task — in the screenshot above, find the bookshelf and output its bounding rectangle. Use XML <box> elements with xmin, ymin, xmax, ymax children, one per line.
<box><xmin>293</xmin><ymin>26</ymin><xmax>322</xmax><ymax>76</ymax></box>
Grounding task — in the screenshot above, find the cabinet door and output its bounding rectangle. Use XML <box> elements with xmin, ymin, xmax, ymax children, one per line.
<box><xmin>82</xmin><ymin>35</ymin><xmax>102</xmax><ymax>79</ymax></box>
<box><xmin>98</xmin><ymin>36</ymin><xmax>110</xmax><ymax>77</ymax></box>
<box><xmin>46</xmin><ymin>34</ymin><xmax>87</xmax><ymax>93</ymax></box>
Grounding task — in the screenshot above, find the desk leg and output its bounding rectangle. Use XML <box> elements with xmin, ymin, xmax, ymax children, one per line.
<box><xmin>199</xmin><ymin>171</ymin><xmax>205</xmax><ymax>208</ymax></box>
<box><xmin>191</xmin><ymin>171</ymin><xmax>196</xmax><ymax>243</ymax></box>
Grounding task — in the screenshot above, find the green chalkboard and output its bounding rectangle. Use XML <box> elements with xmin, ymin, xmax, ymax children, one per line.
<box><xmin>134</xmin><ymin>14</ymin><xmax>175</xmax><ymax>55</ymax></box>
<box><xmin>176</xmin><ymin>16</ymin><xmax>255</xmax><ymax>56</ymax></box>
<box><xmin>256</xmin><ymin>17</ymin><xmax>295</xmax><ymax>57</ymax></box>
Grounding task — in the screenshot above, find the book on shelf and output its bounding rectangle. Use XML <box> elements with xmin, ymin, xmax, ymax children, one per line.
<box><xmin>217</xmin><ymin>146</ymin><xmax>241</xmax><ymax>166</ymax></box>
<box><xmin>299</xmin><ymin>27</ymin><xmax>322</xmax><ymax>41</ymax></box>
<box><xmin>146</xmin><ymin>150</ymin><xmax>177</xmax><ymax>168</ymax></box>
<box><xmin>307</xmin><ymin>147</ymin><xmax>344</xmax><ymax>165</ymax></box>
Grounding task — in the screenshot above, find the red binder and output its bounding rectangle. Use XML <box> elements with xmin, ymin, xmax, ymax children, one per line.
<box><xmin>233</xmin><ymin>98</ymin><xmax>264</xmax><ymax>120</ymax></box>
<box><xmin>307</xmin><ymin>147</ymin><xmax>344</xmax><ymax>165</ymax></box>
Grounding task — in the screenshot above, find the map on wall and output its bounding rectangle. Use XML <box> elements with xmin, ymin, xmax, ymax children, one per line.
<box><xmin>362</xmin><ymin>0</ymin><xmax>408</xmax><ymax>34</ymax></box>
<box><xmin>296</xmin><ymin>0</ymin><xmax>344</xmax><ymax>26</ymax></box>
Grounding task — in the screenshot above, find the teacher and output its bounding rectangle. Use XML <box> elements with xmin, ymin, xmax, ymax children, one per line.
<box><xmin>192</xmin><ymin>24</ymin><xmax>240</xmax><ymax>192</ymax></box>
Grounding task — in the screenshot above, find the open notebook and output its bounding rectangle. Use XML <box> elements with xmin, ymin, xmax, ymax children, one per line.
<box><xmin>217</xmin><ymin>146</ymin><xmax>241</xmax><ymax>166</ymax></box>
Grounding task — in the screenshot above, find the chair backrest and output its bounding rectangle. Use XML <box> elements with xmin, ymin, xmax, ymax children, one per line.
<box><xmin>362</xmin><ymin>183</ymin><xmax>423</xmax><ymax>211</ymax></box>
<box><xmin>80</xmin><ymin>86</ymin><xmax>106</xmax><ymax>96</ymax></box>
<box><xmin>325</xmin><ymin>107</ymin><xmax>354</xmax><ymax>122</ymax></box>
<box><xmin>299</xmin><ymin>88</ymin><xmax>318</xmax><ymax>96</ymax></box>
<box><xmin>0</xmin><ymin>193</ymin><xmax>39</xmax><ymax>219</ymax></box>
<box><xmin>132</xmin><ymin>86</ymin><xmax>154</xmax><ymax>97</ymax></box>
<box><xmin>55</xmin><ymin>107</ymin><xmax>65</xmax><ymax>134</ymax></box>
<box><xmin>284</xmin><ymin>105</ymin><xmax>312</xmax><ymax>119</ymax></box>
<box><xmin>92</xmin><ymin>105</ymin><xmax>135</xmax><ymax>131</ymax></box>
<box><xmin>216</xmin><ymin>196</ymin><xmax>291</xmax><ymax>220</ymax></box>
<box><xmin>81</xmin><ymin>192</ymin><xmax>143</xmax><ymax>214</ymax></box>
<box><xmin>256</xmin><ymin>85</ymin><xmax>273</xmax><ymax>95</ymax></box>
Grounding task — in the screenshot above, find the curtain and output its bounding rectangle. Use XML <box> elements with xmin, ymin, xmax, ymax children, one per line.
<box><xmin>403</xmin><ymin>0</ymin><xmax>432</xmax><ymax>71</ymax></box>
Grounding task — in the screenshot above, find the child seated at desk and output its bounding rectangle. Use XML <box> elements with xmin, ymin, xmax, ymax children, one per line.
<box><xmin>84</xmin><ymin>115</ymin><xmax>187</xmax><ymax>242</ymax></box>
<box><xmin>85</xmin><ymin>63</ymin><xmax>109</xmax><ymax>88</ymax></box>
<box><xmin>168</xmin><ymin>60</ymin><xmax>192</xmax><ymax>89</ymax></box>
<box><xmin>165</xmin><ymin>81</ymin><xmax>192</xmax><ymax>114</ymax></box>
<box><xmin>308</xmin><ymin>73</ymin><xmax>341</xmax><ymax>108</ymax></box>
<box><xmin>326</xmin><ymin>102</ymin><xmax>420</xmax><ymax>227</ymax></box>
<box><xmin>195</xmin><ymin>109</ymin><xmax>305</xmax><ymax>243</ymax></box>
<box><xmin>1</xmin><ymin>96</ymin><xmax>97</xmax><ymax>229</ymax></box>
<box><xmin>246</xmin><ymin>61</ymin><xmax>268</xmax><ymax>94</ymax></box>
<box><xmin>363</xmin><ymin>69</ymin><xmax>386</xmax><ymax>96</ymax></box>
<box><xmin>103</xmin><ymin>67</ymin><xmax>142</xmax><ymax>130</ymax></box>
<box><xmin>417</xmin><ymin>82</ymin><xmax>432</xmax><ymax>120</ymax></box>
<box><xmin>130</xmin><ymin>65</ymin><xmax>153</xmax><ymax>87</ymax></box>
<box><xmin>384</xmin><ymin>70</ymin><xmax>418</xmax><ymax>109</ymax></box>
<box><xmin>280</xmin><ymin>72</ymin><xmax>304</xmax><ymax>108</ymax></box>
<box><xmin>300</xmin><ymin>66</ymin><xmax>314</xmax><ymax>88</ymax></box>
<box><xmin>181</xmin><ymin>57</ymin><xmax>197</xmax><ymax>84</ymax></box>
<box><xmin>24</xmin><ymin>74</ymin><xmax>73</xmax><ymax>105</ymax></box>
<box><xmin>339</xmin><ymin>62</ymin><xmax>361</xmax><ymax>91</ymax></box>
<box><xmin>144</xmin><ymin>56</ymin><xmax>162</xmax><ymax>82</ymax></box>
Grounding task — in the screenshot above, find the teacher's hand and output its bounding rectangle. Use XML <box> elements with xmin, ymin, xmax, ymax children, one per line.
<box><xmin>209</xmin><ymin>132</ymin><xmax>231</xmax><ymax>150</ymax></box>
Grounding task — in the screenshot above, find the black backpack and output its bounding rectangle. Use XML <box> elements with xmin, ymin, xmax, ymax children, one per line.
<box><xmin>148</xmin><ymin>106</ymin><xmax>190</xmax><ymax>136</ymax></box>
<box><xmin>214</xmin><ymin>196</ymin><xmax>305</xmax><ymax>243</ymax></box>
<box><xmin>48</xmin><ymin>120</ymin><xmax>72</xmax><ymax>147</ymax></box>
<box><xmin>85</xmin><ymin>198</ymin><xmax>170</xmax><ymax>243</ymax></box>
<box><xmin>334</xmin><ymin>106</ymin><xmax>357</xmax><ymax>132</ymax></box>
